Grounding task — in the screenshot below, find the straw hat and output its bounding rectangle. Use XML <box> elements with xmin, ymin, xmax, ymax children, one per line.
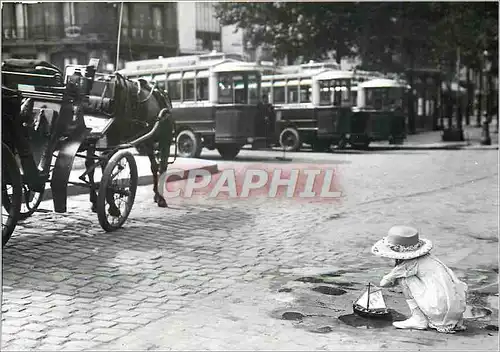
<box><xmin>371</xmin><ymin>226</ymin><xmax>432</xmax><ymax>260</ymax></box>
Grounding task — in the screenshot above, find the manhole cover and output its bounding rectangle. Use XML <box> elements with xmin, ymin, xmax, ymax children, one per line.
<box><xmin>312</xmin><ymin>285</ymin><xmax>347</xmax><ymax>296</ymax></box>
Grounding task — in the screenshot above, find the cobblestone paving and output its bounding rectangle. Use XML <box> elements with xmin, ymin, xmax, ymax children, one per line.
<box><xmin>2</xmin><ymin>149</ymin><xmax>498</xmax><ymax>351</ymax></box>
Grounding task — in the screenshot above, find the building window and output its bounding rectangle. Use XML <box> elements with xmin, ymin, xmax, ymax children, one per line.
<box><xmin>195</xmin><ymin>31</ymin><xmax>221</xmax><ymax>52</ymax></box>
<box><xmin>64</xmin><ymin>57</ymin><xmax>79</xmax><ymax>68</ymax></box>
<box><xmin>212</xmin><ymin>40</ymin><xmax>221</xmax><ymax>52</ymax></box>
<box><xmin>63</xmin><ymin>2</ymin><xmax>76</xmax><ymax>27</ymax></box>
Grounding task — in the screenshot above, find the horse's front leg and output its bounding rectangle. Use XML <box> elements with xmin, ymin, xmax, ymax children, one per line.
<box><xmin>147</xmin><ymin>151</ymin><xmax>168</xmax><ymax>208</ymax></box>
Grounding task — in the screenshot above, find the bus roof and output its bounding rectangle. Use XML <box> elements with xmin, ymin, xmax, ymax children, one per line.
<box><xmin>315</xmin><ymin>70</ymin><xmax>354</xmax><ymax>80</ymax></box>
<box><xmin>119</xmin><ymin>51</ymin><xmax>247</xmax><ymax>75</ymax></box>
<box><xmin>359</xmin><ymin>78</ymin><xmax>409</xmax><ymax>88</ymax></box>
<box><xmin>262</xmin><ymin>69</ymin><xmax>328</xmax><ymax>81</ymax></box>
<box><xmin>211</xmin><ymin>61</ymin><xmax>273</xmax><ymax>73</ymax></box>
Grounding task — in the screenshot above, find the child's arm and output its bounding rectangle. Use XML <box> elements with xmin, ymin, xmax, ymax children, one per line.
<box><xmin>379</xmin><ymin>260</ymin><xmax>418</xmax><ymax>287</ymax></box>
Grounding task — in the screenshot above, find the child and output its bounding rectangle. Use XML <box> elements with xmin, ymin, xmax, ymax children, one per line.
<box><xmin>371</xmin><ymin>225</ymin><xmax>468</xmax><ymax>333</ymax></box>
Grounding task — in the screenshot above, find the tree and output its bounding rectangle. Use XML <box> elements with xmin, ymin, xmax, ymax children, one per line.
<box><xmin>214</xmin><ymin>2</ymin><xmax>364</xmax><ymax>64</ymax></box>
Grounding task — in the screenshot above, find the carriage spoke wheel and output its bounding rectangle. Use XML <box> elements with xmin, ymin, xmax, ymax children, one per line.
<box><xmin>97</xmin><ymin>150</ymin><xmax>138</xmax><ymax>232</ymax></box>
<box><xmin>19</xmin><ymin>184</ymin><xmax>45</xmax><ymax>220</ymax></box>
<box><xmin>2</xmin><ymin>144</ymin><xmax>22</xmax><ymax>247</ymax></box>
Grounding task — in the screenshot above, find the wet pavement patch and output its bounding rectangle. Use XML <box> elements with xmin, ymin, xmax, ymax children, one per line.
<box><xmin>282</xmin><ymin>311</ymin><xmax>305</xmax><ymax>321</ymax></box>
<box><xmin>338</xmin><ymin>309</ymin><xmax>406</xmax><ymax>329</ymax></box>
<box><xmin>312</xmin><ymin>285</ymin><xmax>347</xmax><ymax>296</ymax></box>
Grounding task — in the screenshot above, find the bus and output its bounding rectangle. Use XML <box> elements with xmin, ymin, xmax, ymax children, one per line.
<box><xmin>261</xmin><ymin>65</ymin><xmax>355</xmax><ymax>152</ymax></box>
<box><xmin>117</xmin><ymin>51</ymin><xmax>276</xmax><ymax>159</ymax></box>
<box><xmin>353</xmin><ymin>77</ymin><xmax>409</xmax><ymax>147</ymax></box>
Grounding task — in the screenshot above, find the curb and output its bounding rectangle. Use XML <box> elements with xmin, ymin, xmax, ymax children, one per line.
<box><xmin>40</xmin><ymin>162</ymin><xmax>219</xmax><ymax>202</ymax></box>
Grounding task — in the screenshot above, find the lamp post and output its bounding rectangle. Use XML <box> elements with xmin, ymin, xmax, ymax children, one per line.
<box><xmin>480</xmin><ymin>50</ymin><xmax>492</xmax><ymax>145</ymax></box>
<box><xmin>115</xmin><ymin>2</ymin><xmax>124</xmax><ymax>72</ymax></box>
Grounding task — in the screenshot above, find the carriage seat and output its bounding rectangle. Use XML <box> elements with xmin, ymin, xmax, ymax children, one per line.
<box><xmin>2</xmin><ymin>59</ymin><xmax>64</xmax><ymax>89</ymax></box>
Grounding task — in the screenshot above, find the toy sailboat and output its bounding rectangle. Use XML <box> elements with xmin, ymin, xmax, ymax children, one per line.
<box><xmin>353</xmin><ymin>283</ymin><xmax>391</xmax><ymax>318</ymax></box>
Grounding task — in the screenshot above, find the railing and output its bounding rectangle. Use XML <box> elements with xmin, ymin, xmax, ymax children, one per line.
<box><xmin>2</xmin><ymin>25</ymin><xmax>178</xmax><ymax>46</ymax></box>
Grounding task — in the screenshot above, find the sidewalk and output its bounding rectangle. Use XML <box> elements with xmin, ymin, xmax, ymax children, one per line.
<box><xmin>41</xmin><ymin>151</ymin><xmax>218</xmax><ymax>201</ymax></box>
<box><xmin>370</xmin><ymin>124</ymin><xmax>499</xmax><ymax>150</ymax></box>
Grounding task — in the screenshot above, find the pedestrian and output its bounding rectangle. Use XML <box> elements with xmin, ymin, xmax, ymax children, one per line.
<box><xmin>371</xmin><ymin>225</ymin><xmax>468</xmax><ymax>333</ymax></box>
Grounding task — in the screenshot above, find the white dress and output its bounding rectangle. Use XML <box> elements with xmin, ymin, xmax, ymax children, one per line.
<box><xmin>383</xmin><ymin>254</ymin><xmax>468</xmax><ymax>333</ymax></box>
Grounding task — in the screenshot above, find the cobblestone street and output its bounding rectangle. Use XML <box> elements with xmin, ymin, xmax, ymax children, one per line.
<box><xmin>2</xmin><ymin>148</ymin><xmax>498</xmax><ymax>351</ymax></box>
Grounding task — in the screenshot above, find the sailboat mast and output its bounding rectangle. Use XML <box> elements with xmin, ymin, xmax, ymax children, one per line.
<box><xmin>366</xmin><ymin>283</ymin><xmax>371</xmax><ymax>310</ymax></box>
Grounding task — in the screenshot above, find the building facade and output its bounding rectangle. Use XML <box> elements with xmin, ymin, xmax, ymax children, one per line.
<box><xmin>2</xmin><ymin>2</ymin><xmax>179</xmax><ymax>72</ymax></box>
<box><xmin>1</xmin><ymin>1</ymin><xmax>270</xmax><ymax>72</ymax></box>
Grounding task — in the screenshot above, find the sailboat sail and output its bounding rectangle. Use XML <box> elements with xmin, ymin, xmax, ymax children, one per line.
<box><xmin>355</xmin><ymin>286</ymin><xmax>387</xmax><ymax>310</ymax></box>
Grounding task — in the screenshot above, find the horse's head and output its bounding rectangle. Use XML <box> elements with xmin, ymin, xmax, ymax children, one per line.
<box><xmin>136</xmin><ymin>78</ymin><xmax>172</xmax><ymax>115</ymax></box>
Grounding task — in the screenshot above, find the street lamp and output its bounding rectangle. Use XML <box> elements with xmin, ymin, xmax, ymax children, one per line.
<box><xmin>480</xmin><ymin>50</ymin><xmax>492</xmax><ymax>145</ymax></box>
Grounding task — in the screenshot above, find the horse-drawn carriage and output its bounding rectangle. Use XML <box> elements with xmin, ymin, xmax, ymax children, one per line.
<box><xmin>1</xmin><ymin>58</ymin><xmax>175</xmax><ymax>247</ymax></box>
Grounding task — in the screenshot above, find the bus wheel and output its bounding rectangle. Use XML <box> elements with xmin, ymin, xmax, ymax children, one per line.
<box><xmin>217</xmin><ymin>144</ymin><xmax>241</xmax><ymax>160</ymax></box>
<box><xmin>279</xmin><ymin>127</ymin><xmax>301</xmax><ymax>152</ymax></box>
<box><xmin>176</xmin><ymin>130</ymin><xmax>202</xmax><ymax>158</ymax></box>
<box><xmin>350</xmin><ymin>139</ymin><xmax>371</xmax><ymax>150</ymax></box>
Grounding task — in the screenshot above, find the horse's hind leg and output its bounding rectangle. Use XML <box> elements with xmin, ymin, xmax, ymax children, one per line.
<box><xmin>86</xmin><ymin>146</ymin><xmax>98</xmax><ymax>212</ymax></box>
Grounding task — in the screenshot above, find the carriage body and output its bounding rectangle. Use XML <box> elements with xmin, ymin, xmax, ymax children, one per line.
<box><xmin>1</xmin><ymin>58</ymin><xmax>167</xmax><ymax>246</ymax></box>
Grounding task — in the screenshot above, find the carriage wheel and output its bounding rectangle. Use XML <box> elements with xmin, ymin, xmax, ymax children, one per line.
<box><xmin>2</xmin><ymin>143</ymin><xmax>22</xmax><ymax>247</ymax></box>
<box><xmin>97</xmin><ymin>150</ymin><xmax>138</xmax><ymax>232</ymax></box>
<box><xmin>19</xmin><ymin>184</ymin><xmax>45</xmax><ymax>220</ymax></box>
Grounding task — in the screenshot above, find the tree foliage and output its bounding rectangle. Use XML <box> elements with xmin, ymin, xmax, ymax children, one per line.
<box><xmin>214</xmin><ymin>2</ymin><xmax>498</xmax><ymax>74</ymax></box>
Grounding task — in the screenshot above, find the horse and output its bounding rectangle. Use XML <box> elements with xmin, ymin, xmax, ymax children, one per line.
<box><xmin>85</xmin><ymin>72</ymin><xmax>175</xmax><ymax>211</ymax></box>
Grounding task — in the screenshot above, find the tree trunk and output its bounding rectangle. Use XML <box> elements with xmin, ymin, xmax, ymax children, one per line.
<box><xmin>476</xmin><ymin>67</ymin><xmax>483</xmax><ymax>127</ymax></box>
<box><xmin>486</xmin><ymin>72</ymin><xmax>493</xmax><ymax>124</ymax></box>
<box><xmin>407</xmin><ymin>56</ymin><xmax>416</xmax><ymax>134</ymax></box>
<box><xmin>465</xmin><ymin>67</ymin><xmax>472</xmax><ymax>125</ymax></box>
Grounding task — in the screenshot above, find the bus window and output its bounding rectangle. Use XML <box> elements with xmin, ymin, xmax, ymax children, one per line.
<box><xmin>299</xmin><ymin>84</ymin><xmax>311</xmax><ymax>103</ymax></box>
<box><xmin>233</xmin><ymin>75</ymin><xmax>246</xmax><ymax>104</ymax></box>
<box><xmin>183</xmin><ymin>79</ymin><xmax>195</xmax><ymax>101</ymax></box>
<box><xmin>167</xmin><ymin>80</ymin><xmax>181</xmax><ymax>101</ymax></box>
<box><xmin>319</xmin><ymin>80</ymin><xmax>331</xmax><ymax>105</ymax></box>
<box><xmin>218</xmin><ymin>73</ymin><xmax>234</xmax><ymax>104</ymax></box>
<box><xmin>248</xmin><ymin>73</ymin><xmax>260</xmax><ymax>104</ymax></box>
<box><xmin>197</xmin><ymin>78</ymin><xmax>209</xmax><ymax>101</ymax></box>
<box><xmin>262</xmin><ymin>85</ymin><xmax>271</xmax><ymax>103</ymax></box>
<box><xmin>218</xmin><ymin>73</ymin><xmax>260</xmax><ymax>104</ymax></box>
<box><xmin>288</xmin><ymin>85</ymin><xmax>299</xmax><ymax>104</ymax></box>
<box><xmin>272</xmin><ymin>81</ymin><xmax>286</xmax><ymax>104</ymax></box>
<box><xmin>332</xmin><ymin>79</ymin><xmax>351</xmax><ymax>107</ymax></box>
